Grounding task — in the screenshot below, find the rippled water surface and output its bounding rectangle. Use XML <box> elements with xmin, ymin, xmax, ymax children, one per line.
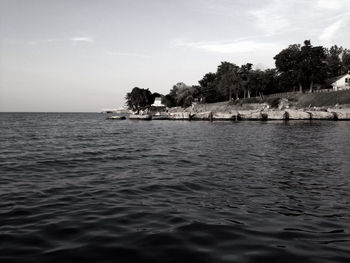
<box><xmin>1</xmin><ymin>113</ymin><xmax>350</xmax><ymax>262</ymax></box>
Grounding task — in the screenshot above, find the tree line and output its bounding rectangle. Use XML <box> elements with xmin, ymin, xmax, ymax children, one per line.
<box><xmin>126</xmin><ymin>40</ymin><xmax>350</xmax><ymax>110</ymax></box>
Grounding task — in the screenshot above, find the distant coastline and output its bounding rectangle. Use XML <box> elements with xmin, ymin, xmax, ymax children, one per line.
<box><xmin>107</xmin><ymin>89</ymin><xmax>350</xmax><ymax>121</ymax></box>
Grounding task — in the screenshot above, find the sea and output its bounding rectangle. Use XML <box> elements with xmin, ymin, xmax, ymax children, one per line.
<box><xmin>1</xmin><ymin>112</ymin><xmax>350</xmax><ymax>263</ymax></box>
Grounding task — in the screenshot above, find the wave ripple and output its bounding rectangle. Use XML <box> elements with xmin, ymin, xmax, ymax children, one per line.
<box><xmin>1</xmin><ymin>113</ymin><xmax>350</xmax><ymax>262</ymax></box>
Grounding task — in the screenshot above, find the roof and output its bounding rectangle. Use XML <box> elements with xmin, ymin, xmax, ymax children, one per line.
<box><xmin>326</xmin><ymin>73</ymin><xmax>350</xmax><ymax>85</ymax></box>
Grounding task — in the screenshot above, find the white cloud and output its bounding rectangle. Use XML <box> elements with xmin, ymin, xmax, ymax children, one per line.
<box><xmin>319</xmin><ymin>17</ymin><xmax>347</xmax><ymax>43</ymax></box>
<box><xmin>71</xmin><ymin>37</ymin><xmax>94</xmax><ymax>43</ymax></box>
<box><xmin>25</xmin><ymin>37</ymin><xmax>94</xmax><ymax>46</ymax></box>
<box><xmin>317</xmin><ymin>0</ymin><xmax>344</xmax><ymax>10</ymax></box>
<box><xmin>173</xmin><ymin>39</ymin><xmax>281</xmax><ymax>54</ymax></box>
<box><xmin>319</xmin><ymin>20</ymin><xmax>342</xmax><ymax>43</ymax></box>
<box><xmin>249</xmin><ymin>10</ymin><xmax>288</xmax><ymax>36</ymax></box>
<box><xmin>106</xmin><ymin>51</ymin><xmax>150</xmax><ymax>58</ymax></box>
<box><xmin>248</xmin><ymin>0</ymin><xmax>291</xmax><ymax>36</ymax></box>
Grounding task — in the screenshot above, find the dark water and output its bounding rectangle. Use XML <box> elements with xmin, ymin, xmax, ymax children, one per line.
<box><xmin>1</xmin><ymin>113</ymin><xmax>350</xmax><ymax>263</ymax></box>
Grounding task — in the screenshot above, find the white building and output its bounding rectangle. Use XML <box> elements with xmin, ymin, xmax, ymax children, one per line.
<box><xmin>151</xmin><ymin>97</ymin><xmax>165</xmax><ymax>107</ymax></box>
<box><xmin>331</xmin><ymin>72</ymin><xmax>350</xmax><ymax>91</ymax></box>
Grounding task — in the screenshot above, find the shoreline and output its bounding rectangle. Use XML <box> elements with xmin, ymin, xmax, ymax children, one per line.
<box><xmin>108</xmin><ymin>107</ymin><xmax>350</xmax><ymax>121</ymax></box>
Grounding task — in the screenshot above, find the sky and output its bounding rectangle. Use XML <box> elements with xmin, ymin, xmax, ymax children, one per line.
<box><xmin>0</xmin><ymin>0</ymin><xmax>349</xmax><ymax>112</ymax></box>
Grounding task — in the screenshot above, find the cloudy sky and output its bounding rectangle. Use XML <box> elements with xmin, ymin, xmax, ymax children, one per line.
<box><xmin>0</xmin><ymin>0</ymin><xmax>349</xmax><ymax>111</ymax></box>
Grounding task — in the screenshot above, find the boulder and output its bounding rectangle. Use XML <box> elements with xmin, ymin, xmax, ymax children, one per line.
<box><xmin>285</xmin><ymin>110</ymin><xmax>311</xmax><ymax>120</ymax></box>
<box><xmin>307</xmin><ymin>111</ymin><xmax>335</xmax><ymax>120</ymax></box>
<box><xmin>278</xmin><ymin>98</ymin><xmax>290</xmax><ymax>110</ymax></box>
<box><xmin>263</xmin><ymin>111</ymin><xmax>286</xmax><ymax>120</ymax></box>
<box><xmin>129</xmin><ymin>114</ymin><xmax>152</xmax><ymax>120</ymax></box>
<box><xmin>237</xmin><ymin>110</ymin><xmax>263</xmax><ymax>120</ymax></box>
<box><xmin>328</xmin><ymin>109</ymin><xmax>350</xmax><ymax>120</ymax></box>
<box><xmin>152</xmin><ymin>115</ymin><xmax>169</xmax><ymax>120</ymax></box>
<box><xmin>106</xmin><ymin>115</ymin><xmax>126</xmax><ymax>120</ymax></box>
<box><xmin>191</xmin><ymin>111</ymin><xmax>213</xmax><ymax>121</ymax></box>
<box><xmin>168</xmin><ymin>112</ymin><xmax>191</xmax><ymax>120</ymax></box>
<box><xmin>212</xmin><ymin>112</ymin><xmax>237</xmax><ymax>121</ymax></box>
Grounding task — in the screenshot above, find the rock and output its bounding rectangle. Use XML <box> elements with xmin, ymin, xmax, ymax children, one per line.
<box><xmin>237</xmin><ymin>110</ymin><xmax>263</xmax><ymax>120</ymax></box>
<box><xmin>167</xmin><ymin>107</ymin><xmax>184</xmax><ymax>113</ymax></box>
<box><xmin>284</xmin><ymin>110</ymin><xmax>311</xmax><ymax>120</ymax></box>
<box><xmin>129</xmin><ymin>114</ymin><xmax>152</xmax><ymax>120</ymax></box>
<box><xmin>307</xmin><ymin>111</ymin><xmax>335</xmax><ymax>120</ymax></box>
<box><xmin>106</xmin><ymin>115</ymin><xmax>126</xmax><ymax>120</ymax></box>
<box><xmin>263</xmin><ymin>111</ymin><xmax>286</xmax><ymax>120</ymax></box>
<box><xmin>212</xmin><ymin>112</ymin><xmax>237</xmax><ymax>121</ymax></box>
<box><xmin>328</xmin><ymin>109</ymin><xmax>350</xmax><ymax>120</ymax></box>
<box><xmin>168</xmin><ymin>112</ymin><xmax>190</xmax><ymax>120</ymax></box>
<box><xmin>278</xmin><ymin>98</ymin><xmax>289</xmax><ymax>110</ymax></box>
<box><xmin>191</xmin><ymin>111</ymin><xmax>213</xmax><ymax>121</ymax></box>
<box><xmin>152</xmin><ymin>115</ymin><xmax>168</xmax><ymax>120</ymax></box>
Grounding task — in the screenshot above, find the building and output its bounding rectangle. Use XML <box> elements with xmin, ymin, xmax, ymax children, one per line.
<box><xmin>151</xmin><ymin>97</ymin><xmax>165</xmax><ymax>107</ymax></box>
<box><xmin>329</xmin><ymin>72</ymin><xmax>350</xmax><ymax>91</ymax></box>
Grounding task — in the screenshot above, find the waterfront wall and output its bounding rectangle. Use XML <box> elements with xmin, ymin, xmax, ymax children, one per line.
<box><xmin>108</xmin><ymin>108</ymin><xmax>350</xmax><ymax>121</ymax></box>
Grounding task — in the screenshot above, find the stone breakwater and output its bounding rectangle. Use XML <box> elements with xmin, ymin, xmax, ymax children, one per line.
<box><xmin>129</xmin><ymin>114</ymin><xmax>152</xmax><ymax>120</ymax></box>
<box><xmin>109</xmin><ymin>108</ymin><xmax>350</xmax><ymax>121</ymax></box>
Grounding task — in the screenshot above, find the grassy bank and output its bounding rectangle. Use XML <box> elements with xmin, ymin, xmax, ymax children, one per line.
<box><xmin>242</xmin><ymin>89</ymin><xmax>350</xmax><ymax>108</ymax></box>
<box><xmin>184</xmin><ymin>89</ymin><xmax>350</xmax><ymax>113</ymax></box>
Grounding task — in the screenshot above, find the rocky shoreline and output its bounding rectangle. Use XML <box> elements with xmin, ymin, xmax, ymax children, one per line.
<box><xmin>107</xmin><ymin>108</ymin><xmax>350</xmax><ymax>121</ymax></box>
<box><xmin>108</xmin><ymin>97</ymin><xmax>350</xmax><ymax>121</ymax></box>
<box><xmin>168</xmin><ymin>108</ymin><xmax>350</xmax><ymax>120</ymax></box>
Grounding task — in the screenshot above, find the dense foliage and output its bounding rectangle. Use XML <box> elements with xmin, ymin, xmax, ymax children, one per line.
<box><xmin>274</xmin><ymin>40</ymin><xmax>328</xmax><ymax>92</ymax></box>
<box><xmin>163</xmin><ymin>83</ymin><xmax>200</xmax><ymax>108</ymax></box>
<box><xmin>125</xmin><ymin>87</ymin><xmax>153</xmax><ymax>113</ymax></box>
<box><xmin>126</xmin><ymin>40</ymin><xmax>350</xmax><ymax>110</ymax></box>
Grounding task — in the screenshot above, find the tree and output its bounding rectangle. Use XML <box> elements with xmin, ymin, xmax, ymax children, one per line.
<box><xmin>216</xmin><ymin>62</ymin><xmax>241</xmax><ymax>101</ymax></box>
<box><xmin>125</xmin><ymin>87</ymin><xmax>153</xmax><ymax>113</ymax></box>
<box><xmin>239</xmin><ymin>63</ymin><xmax>253</xmax><ymax>98</ymax></box>
<box><xmin>274</xmin><ymin>40</ymin><xmax>327</xmax><ymax>92</ymax></box>
<box><xmin>164</xmin><ymin>82</ymin><xmax>198</xmax><ymax>108</ymax></box>
<box><xmin>263</xmin><ymin>69</ymin><xmax>279</xmax><ymax>95</ymax></box>
<box><xmin>174</xmin><ymin>83</ymin><xmax>193</xmax><ymax>107</ymax></box>
<box><xmin>162</xmin><ymin>94</ymin><xmax>175</xmax><ymax>108</ymax></box>
<box><xmin>275</xmin><ymin>69</ymin><xmax>300</xmax><ymax>92</ymax></box>
<box><xmin>198</xmin><ymin>72</ymin><xmax>220</xmax><ymax>103</ymax></box>
<box><xmin>342</xmin><ymin>49</ymin><xmax>350</xmax><ymax>73</ymax></box>
<box><xmin>326</xmin><ymin>45</ymin><xmax>343</xmax><ymax>78</ymax></box>
<box><xmin>274</xmin><ymin>44</ymin><xmax>303</xmax><ymax>92</ymax></box>
<box><xmin>249</xmin><ymin>70</ymin><xmax>267</xmax><ymax>97</ymax></box>
<box><xmin>300</xmin><ymin>40</ymin><xmax>327</xmax><ymax>92</ymax></box>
